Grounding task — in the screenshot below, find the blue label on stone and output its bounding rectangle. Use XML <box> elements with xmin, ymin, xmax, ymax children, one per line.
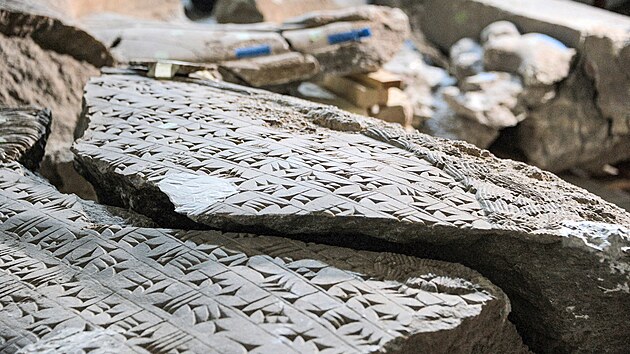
<box><xmin>235</xmin><ymin>44</ymin><xmax>271</xmax><ymax>59</ymax></box>
<box><xmin>327</xmin><ymin>27</ymin><xmax>372</xmax><ymax>45</ymax></box>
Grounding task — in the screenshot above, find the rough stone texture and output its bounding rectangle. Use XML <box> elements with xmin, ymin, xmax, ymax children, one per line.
<box><xmin>213</xmin><ymin>0</ymin><xmax>367</xmax><ymax>24</ymax></box>
<box><xmin>0</xmin><ymin>0</ymin><xmax>113</xmax><ymax>67</ymax></box>
<box><xmin>518</xmin><ymin>61</ymin><xmax>630</xmax><ymax>172</ymax></box>
<box><xmin>219</xmin><ymin>52</ymin><xmax>320</xmax><ymax>87</ymax></box>
<box><xmin>83</xmin><ymin>6</ymin><xmax>409</xmax><ymax>83</ymax></box>
<box><xmin>483</xmin><ymin>32</ymin><xmax>576</xmax><ymax>104</ymax></box>
<box><xmin>0</xmin><ymin>107</ymin><xmax>50</xmax><ymax>170</ymax></box>
<box><xmin>0</xmin><ymin>33</ymin><xmax>98</xmax><ymax>199</ymax></box>
<box><xmin>0</xmin><ymin>164</ymin><xmax>527</xmax><ymax>353</ymax></box>
<box><xmin>384</xmin><ymin>0</ymin><xmax>630</xmax><ymax>171</ymax></box>
<box><xmin>443</xmin><ymin>72</ymin><xmax>525</xmax><ymax>129</ymax></box>
<box><xmin>73</xmin><ymin>73</ymin><xmax>630</xmax><ymax>353</ymax></box>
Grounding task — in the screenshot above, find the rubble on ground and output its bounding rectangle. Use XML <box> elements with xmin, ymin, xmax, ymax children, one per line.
<box><xmin>0</xmin><ymin>32</ymin><xmax>98</xmax><ymax>199</ymax></box>
<box><xmin>0</xmin><ymin>152</ymin><xmax>526</xmax><ymax>353</ymax></box>
<box><xmin>0</xmin><ymin>107</ymin><xmax>50</xmax><ymax>170</ymax></box>
<box><xmin>380</xmin><ymin>0</ymin><xmax>630</xmax><ymax>171</ymax></box>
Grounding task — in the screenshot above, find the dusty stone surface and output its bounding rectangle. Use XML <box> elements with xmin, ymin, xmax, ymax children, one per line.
<box><xmin>0</xmin><ymin>33</ymin><xmax>98</xmax><ymax>199</ymax></box>
<box><xmin>213</xmin><ymin>0</ymin><xmax>367</xmax><ymax>24</ymax></box>
<box><xmin>83</xmin><ymin>5</ymin><xmax>409</xmax><ymax>83</ymax></box>
<box><xmin>518</xmin><ymin>61</ymin><xmax>630</xmax><ymax>172</ymax></box>
<box><xmin>0</xmin><ymin>164</ymin><xmax>527</xmax><ymax>353</ymax></box>
<box><xmin>73</xmin><ymin>73</ymin><xmax>630</xmax><ymax>353</ymax></box>
<box><xmin>384</xmin><ymin>0</ymin><xmax>630</xmax><ymax>171</ymax></box>
<box><xmin>482</xmin><ymin>32</ymin><xmax>576</xmax><ymax>103</ymax></box>
<box><xmin>0</xmin><ymin>0</ymin><xmax>113</xmax><ymax>67</ymax></box>
<box><xmin>0</xmin><ymin>107</ymin><xmax>50</xmax><ymax>170</ymax></box>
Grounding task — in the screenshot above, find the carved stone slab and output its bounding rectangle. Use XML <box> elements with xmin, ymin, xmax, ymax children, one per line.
<box><xmin>0</xmin><ymin>165</ymin><xmax>526</xmax><ymax>353</ymax></box>
<box><xmin>74</xmin><ymin>73</ymin><xmax>630</xmax><ymax>352</ymax></box>
<box><xmin>0</xmin><ymin>107</ymin><xmax>51</xmax><ymax>169</ymax></box>
<box><xmin>0</xmin><ymin>0</ymin><xmax>113</xmax><ymax>67</ymax></box>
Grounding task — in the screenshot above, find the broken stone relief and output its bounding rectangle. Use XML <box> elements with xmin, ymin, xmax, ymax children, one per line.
<box><xmin>72</xmin><ymin>72</ymin><xmax>630</xmax><ymax>353</ymax></box>
<box><xmin>0</xmin><ymin>163</ymin><xmax>527</xmax><ymax>353</ymax></box>
<box><xmin>0</xmin><ymin>0</ymin><xmax>409</xmax><ymax>201</ymax></box>
<box><xmin>1</xmin><ymin>0</ymin><xmax>630</xmax><ymax>353</ymax></box>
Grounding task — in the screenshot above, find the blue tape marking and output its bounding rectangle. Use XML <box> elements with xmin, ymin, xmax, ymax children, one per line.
<box><xmin>327</xmin><ymin>27</ymin><xmax>372</xmax><ymax>45</ymax></box>
<box><xmin>235</xmin><ymin>44</ymin><xmax>271</xmax><ymax>59</ymax></box>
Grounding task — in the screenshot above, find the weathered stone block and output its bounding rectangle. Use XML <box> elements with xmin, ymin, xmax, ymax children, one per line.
<box><xmin>73</xmin><ymin>73</ymin><xmax>630</xmax><ymax>353</ymax></box>
<box><xmin>0</xmin><ymin>107</ymin><xmax>50</xmax><ymax>170</ymax></box>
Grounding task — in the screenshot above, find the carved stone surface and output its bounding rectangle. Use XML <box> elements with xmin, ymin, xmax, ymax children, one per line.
<box><xmin>74</xmin><ymin>73</ymin><xmax>630</xmax><ymax>353</ymax></box>
<box><xmin>0</xmin><ymin>164</ymin><xmax>527</xmax><ymax>353</ymax></box>
<box><xmin>0</xmin><ymin>107</ymin><xmax>51</xmax><ymax>169</ymax></box>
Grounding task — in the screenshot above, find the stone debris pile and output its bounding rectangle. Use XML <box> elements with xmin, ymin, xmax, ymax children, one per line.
<box><xmin>377</xmin><ymin>0</ymin><xmax>630</xmax><ymax>172</ymax></box>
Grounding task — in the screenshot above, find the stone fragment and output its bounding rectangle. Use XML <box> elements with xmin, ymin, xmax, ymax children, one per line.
<box><xmin>73</xmin><ymin>73</ymin><xmax>630</xmax><ymax>353</ymax></box>
<box><xmin>449</xmin><ymin>38</ymin><xmax>483</xmax><ymax>80</ymax></box>
<box><xmin>0</xmin><ymin>164</ymin><xmax>527</xmax><ymax>353</ymax></box>
<box><xmin>85</xmin><ymin>16</ymin><xmax>290</xmax><ymax>64</ymax></box>
<box><xmin>213</xmin><ymin>0</ymin><xmax>367</xmax><ymax>24</ymax></box>
<box><xmin>0</xmin><ymin>32</ymin><xmax>99</xmax><ymax>199</ymax></box>
<box><xmin>282</xmin><ymin>6</ymin><xmax>410</xmax><ymax>76</ymax></box>
<box><xmin>393</xmin><ymin>0</ymin><xmax>630</xmax><ymax>170</ymax></box>
<box><xmin>0</xmin><ymin>107</ymin><xmax>51</xmax><ymax>170</ymax></box>
<box><xmin>322</xmin><ymin>75</ymin><xmax>388</xmax><ymax>108</ymax></box>
<box><xmin>421</xmin><ymin>88</ymin><xmax>500</xmax><ymax>149</ymax></box>
<box><xmin>518</xmin><ymin>63</ymin><xmax>630</xmax><ymax>172</ymax></box>
<box><xmin>219</xmin><ymin>52</ymin><xmax>319</xmax><ymax>87</ymax></box>
<box><xmin>483</xmin><ymin>32</ymin><xmax>576</xmax><ymax>89</ymax></box>
<box><xmin>0</xmin><ymin>0</ymin><xmax>113</xmax><ymax>67</ymax></box>
<box><xmin>480</xmin><ymin>20</ymin><xmax>520</xmax><ymax>44</ymax></box>
<box><xmin>82</xmin><ymin>5</ymin><xmax>409</xmax><ymax>82</ymax></box>
<box><xmin>443</xmin><ymin>72</ymin><xmax>525</xmax><ymax>129</ymax></box>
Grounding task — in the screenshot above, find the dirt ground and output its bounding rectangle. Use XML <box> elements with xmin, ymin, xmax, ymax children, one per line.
<box><xmin>0</xmin><ymin>32</ymin><xmax>98</xmax><ymax>199</ymax></box>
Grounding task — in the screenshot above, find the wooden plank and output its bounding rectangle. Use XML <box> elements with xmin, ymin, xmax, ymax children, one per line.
<box><xmin>348</xmin><ymin>69</ymin><xmax>403</xmax><ymax>89</ymax></box>
<box><xmin>321</xmin><ymin>75</ymin><xmax>387</xmax><ymax>108</ymax></box>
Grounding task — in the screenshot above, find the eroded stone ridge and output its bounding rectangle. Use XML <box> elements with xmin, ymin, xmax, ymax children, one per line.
<box><xmin>0</xmin><ymin>106</ymin><xmax>51</xmax><ymax>169</ymax></box>
<box><xmin>0</xmin><ymin>164</ymin><xmax>526</xmax><ymax>353</ymax></box>
<box><xmin>73</xmin><ymin>73</ymin><xmax>630</xmax><ymax>353</ymax></box>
